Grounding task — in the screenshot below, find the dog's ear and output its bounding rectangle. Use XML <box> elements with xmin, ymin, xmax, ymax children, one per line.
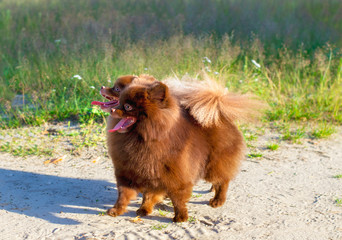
<box><xmin>147</xmin><ymin>81</ymin><xmax>169</xmax><ymax>103</ymax></box>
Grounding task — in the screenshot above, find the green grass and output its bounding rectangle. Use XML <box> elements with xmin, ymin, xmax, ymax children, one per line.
<box><xmin>248</xmin><ymin>153</ymin><xmax>263</xmax><ymax>158</ymax></box>
<box><xmin>311</xmin><ymin>123</ymin><xmax>336</xmax><ymax>139</ymax></box>
<box><xmin>0</xmin><ymin>0</ymin><xmax>341</xmax><ymax>129</ymax></box>
<box><xmin>98</xmin><ymin>212</ymin><xmax>106</xmax><ymax>216</ymax></box>
<box><xmin>335</xmin><ymin>198</ymin><xmax>342</xmax><ymax>206</ymax></box>
<box><xmin>0</xmin><ymin>141</ymin><xmax>53</xmax><ymax>157</ymax></box>
<box><xmin>333</xmin><ymin>174</ymin><xmax>342</xmax><ymax>179</ymax></box>
<box><xmin>266</xmin><ymin>143</ymin><xmax>279</xmax><ymax>151</ymax></box>
<box><xmin>191</xmin><ymin>194</ymin><xmax>203</xmax><ymax>198</ymax></box>
<box><xmin>151</xmin><ymin>224</ymin><xmax>168</xmax><ymax>230</ymax></box>
<box><xmin>0</xmin><ymin>121</ymin><xmax>107</xmax><ymax>157</ymax></box>
<box><xmin>158</xmin><ymin>209</ymin><xmax>169</xmax><ymax>217</ymax></box>
<box><xmin>244</xmin><ymin>133</ymin><xmax>258</xmax><ymax>142</ymax></box>
<box><xmin>188</xmin><ymin>216</ymin><xmax>196</xmax><ymax>223</ymax></box>
<box><xmin>281</xmin><ymin>125</ymin><xmax>307</xmax><ymax>143</ymax></box>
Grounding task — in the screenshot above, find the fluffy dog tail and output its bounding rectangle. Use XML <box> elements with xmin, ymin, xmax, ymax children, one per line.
<box><xmin>164</xmin><ymin>73</ymin><xmax>266</xmax><ymax>128</ymax></box>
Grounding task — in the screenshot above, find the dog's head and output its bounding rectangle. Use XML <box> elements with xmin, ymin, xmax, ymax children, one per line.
<box><xmin>108</xmin><ymin>81</ymin><xmax>178</xmax><ymax>137</ymax></box>
<box><xmin>91</xmin><ymin>74</ymin><xmax>156</xmax><ymax>112</ymax></box>
<box><xmin>91</xmin><ymin>75</ymin><xmax>137</xmax><ymax>112</ymax></box>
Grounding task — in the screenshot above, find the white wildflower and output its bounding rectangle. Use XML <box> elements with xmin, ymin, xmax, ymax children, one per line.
<box><xmin>214</xmin><ymin>71</ymin><xmax>219</xmax><ymax>75</ymax></box>
<box><xmin>90</xmin><ymin>86</ymin><xmax>95</xmax><ymax>89</ymax></box>
<box><xmin>205</xmin><ymin>66</ymin><xmax>211</xmax><ymax>72</ymax></box>
<box><xmin>54</xmin><ymin>39</ymin><xmax>61</xmax><ymax>44</ymax></box>
<box><xmin>203</xmin><ymin>57</ymin><xmax>212</xmax><ymax>64</ymax></box>
<box><xmin>72</xmin><ymin>75</ymin><xmax>82</xmax><ymax>80</ymax></box>
<box><xmin>251</xmin><ymin>60</ymin><xmax>261</xmax><ymax>68</ymax></box>
<box><xmin>254</xmin><ymin>78</ymin><xmax>259</xmax><ymax>82</ymax></box>
<box><xmin>144</xmin><ymin>68</ymin><xmax>148</xmax><ymax>71</ymax></box>
<box><xmin>107</xmin><ymin>79</ymin><xmax>111</xmax><ymax>83</ymax></box>
<box><xmin>239</xmin><ymin>80</ymin><xmax>243</xmax><ymax>83</ymax></box>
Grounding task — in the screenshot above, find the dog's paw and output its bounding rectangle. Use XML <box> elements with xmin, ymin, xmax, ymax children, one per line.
<box><xmin>209</xmin><ymin>198</ymin><xmax>225</xmax><ymax>208</ymax></box>
<box><xmin>136</xmin><ymin>208</ymin><xmax>151</xmax><ymax>217</ymax></box>
<box><xmin>106</xmin><ymin>207</ymin><xmax>122</xmax><ymax>217</ymax></box>
<box><xmin>172</xmin><ymin>212</ymin><xmax>188</xmax><ymax>222</ymax></box>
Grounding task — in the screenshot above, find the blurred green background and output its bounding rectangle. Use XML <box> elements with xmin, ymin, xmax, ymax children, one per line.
<box><xmin>0</xmin><ymin>0</ymin><xmax>341</xmax><ymax>127</ymax></box>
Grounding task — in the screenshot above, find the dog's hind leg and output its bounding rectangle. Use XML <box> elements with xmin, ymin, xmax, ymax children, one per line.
<box><xmin>204</xmin><ymin>151</ymin><xmax>241</xmax><ymax>208</ymax></box>
<box><xmin>136</xmin><ymin>191</ymin><xmax>165</xmax><ymax>216</ymax></box>
<box><xmin>205</xmin><ymin>138</ymin><xmax>244</xmax><ymax>208</ymax></box>
<box><xmin>208</xmin><ymin>181</ymin><xmax>230</xmax><ymax>208</ymax></box>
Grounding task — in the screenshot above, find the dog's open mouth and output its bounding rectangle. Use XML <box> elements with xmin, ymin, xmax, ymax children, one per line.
<box><xmin>91</xmin><ymin>92</ymin><xmax>119</xmax><ymax>112</ymax></box>
<box><xmin>91</xmin><ymin>99</ymin><xmax>119</xmax><ymax>110</ymax></box>
<box><xmin>109</xmin><ymin>116</ymin><xmax>136</xmax><ymax>133</ymax></box>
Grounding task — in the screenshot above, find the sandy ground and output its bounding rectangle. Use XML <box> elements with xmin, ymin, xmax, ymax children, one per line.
<box><xmin>0</xmin><ymin>128</ymin><xmax>341</xmax><ymax>240</ymax></box>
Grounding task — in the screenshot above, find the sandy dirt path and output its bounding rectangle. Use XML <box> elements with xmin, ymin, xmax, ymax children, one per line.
<box><xmin>0</xmin><ymin>129</ymin><xmax>341</xmax><ymax>240</ymax></box>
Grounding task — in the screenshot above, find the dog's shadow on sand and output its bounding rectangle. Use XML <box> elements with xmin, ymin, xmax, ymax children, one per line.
<box><xmin>0</xmin><ymin>168</ymin><xmax>117</xmax><ymax>225</ymax></box>
<box><xmin>0</xmin><ymin>169</ymin><xmax>215</xmax><ymax>225</ymax></box>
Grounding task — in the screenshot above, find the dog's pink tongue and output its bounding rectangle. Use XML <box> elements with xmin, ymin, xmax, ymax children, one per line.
<box><xmin>108</xmin><ymin>117</ymin><xmax>136</xmax><ymax>132</ymax></box>
<box><xmin>91</xmin><ymin>101</ymin><xmax>105</xmax><ymax>106</ymax></box>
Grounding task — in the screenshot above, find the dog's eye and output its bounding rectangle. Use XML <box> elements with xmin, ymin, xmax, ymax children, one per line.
<box><xmin>124</xmin><ymin>103</ymin><xmax>133</xmax><ymax>111</ymax></box>
<box><xmin>114</xmin><ymin>86</ymin><xmax>120</xmax><ymax>92</ymax></box>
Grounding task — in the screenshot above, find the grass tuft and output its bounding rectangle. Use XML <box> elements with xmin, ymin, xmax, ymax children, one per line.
<box><xmin>248</xmin><ymin>153</ymin><xmax>263</xmax><ymax>158</ymax></box>
<box><xmin>266</xmin><ymin>143</ymin><xmax>279</xmax><ymax>151</ymax></box>
<box><xmin>151</xmin><ymin>224</ymin><xmax>168</xmax><ymax>230</ymax></box>
<box><xmin>311</xmin><ymin>123</ymin><xmax>336</xmax><ymax>139</ymax></box>
<box><xmin>158</xmin><ymin>209</ymin><xmax>169</xmax><ymax>217</ymax></box>
<box><xmin>335</xmin><ymin>198</ymin><xmax>342</xmax><ymax>206</ymax></box>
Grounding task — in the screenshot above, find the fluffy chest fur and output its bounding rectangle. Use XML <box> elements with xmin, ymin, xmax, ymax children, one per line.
<box><xmin>106</xmin><ymin>111</ymin><xmax>209</xmax><ymax>190</ymax></box>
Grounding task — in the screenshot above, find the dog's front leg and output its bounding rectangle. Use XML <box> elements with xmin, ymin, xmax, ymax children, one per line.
<box><xmin>107</xmin><ymin>185</ymin><xmax>137</xmax><ymax>217</ymax></box>
<box><xmin>168</xmin><ymin>186</ymin><xmax>192</xmax><ymax>222</ymax></box>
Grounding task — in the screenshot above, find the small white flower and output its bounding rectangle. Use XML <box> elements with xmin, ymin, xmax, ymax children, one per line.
<box><xmin>107</xmin><ymin>79</ymin><xmax>111</xmax><ymax>83</ymax></box>
<box><xmin>254</xmin><ymin>78</ymin><xmax>259</xmax><ymax>82</ymax></box>
<box><xmin>239</xmin><ymin>80</ymin><xmax>243</xmax><ymax>83</ymax></box>
<box><xmin>52</xmin><ymin>89</ymin><xmax>56</xmax><ymax>92</ymax></box>
<box><xmin>214</xmin><ymin>72</ymin><xmax>219</xmax><ymax>75</ymax></box>
<box><xmin>203</xmin><ymin>57</ymin><xmax>212</xmax><ymax>64</ymax></box>
<box><xmin>205</xmin><ymin>66</ymin><xmax>211</xmax><ymax>72</ymax></box>
<box><xmin>90</xmin><ymin>86</ymin><xmax>95</xmax><ymax>89</ymax></box>
<box><xmin>144</xmin><ymin>68</ymin><xmax>148</xmax><ymax>71</ymax></box>
<box><xmin>54</xmin><ymin>39</ymin><xmax>61</xmax><ymax>43</ymax></box>
<box><xmin>251</xmin><ymin>60</ymin><xmax>261</xmax><ymax>68</ymax></box>
<box><xmin>72</xmin><ymin>75</ymin><xmax>82</xmax><ymax>80</ymax></box>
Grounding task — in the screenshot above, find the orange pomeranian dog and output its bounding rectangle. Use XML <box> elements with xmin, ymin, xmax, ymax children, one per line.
<box><xmin>94</xmin><ymin>74</ymin><xmax>264</xmax><ymax>222</ymax></box>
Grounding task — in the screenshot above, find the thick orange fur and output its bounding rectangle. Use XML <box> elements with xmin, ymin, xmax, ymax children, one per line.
<box><xmin>164</xmin><ymin>73</ymin><xmax>266</xmax><ymax>127</ymax></box>
<box><xmin>105</xmin><ymin>75</ymin><xmax>264</xmax><ymax>222</ymax></box>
